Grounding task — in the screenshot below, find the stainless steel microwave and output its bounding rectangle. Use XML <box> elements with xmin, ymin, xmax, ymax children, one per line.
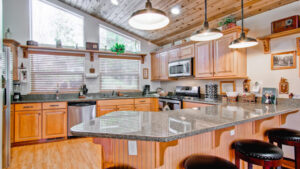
<box><xmin>168</xmin><ymin>58</ymin><xmax>193</xmax><ymax>77</ymax></box>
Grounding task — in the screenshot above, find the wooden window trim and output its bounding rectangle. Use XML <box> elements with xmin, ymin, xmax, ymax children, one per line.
<box><xmin>28</xmin><ymin>50</ymin><xmax>85</xmax><ymax>57</ymax></box>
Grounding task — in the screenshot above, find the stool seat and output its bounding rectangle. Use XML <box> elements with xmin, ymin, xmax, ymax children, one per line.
<box><xmin>266</xmin><ymin>128</ymin><xmax>300</xmax><ymax>142</ymax></box>
<box><xmin>184</xmin><ymin>155</ymin><xmax>238</xmax><ymax>169</ymax></box>
<box><xmin>234</xmin><ymin>140</ymin><xmax>283</xmax><ymax>160</ymax></box>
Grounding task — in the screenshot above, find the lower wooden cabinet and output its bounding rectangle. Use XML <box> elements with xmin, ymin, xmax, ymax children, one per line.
<box><xmin>97</xmin><ymin>105</ymin><xmax>117</xmax><ymax>117</ymax></box>
<box><xmin>118</xmin><ymin>105</ymin><xmax>135</xmax><ymax>111</ymax></box>
<box><xmin>15</xmin><ymin>111</ymin><xmax>42</xmax><ymax>142</ymax></box>
<box><xmin>135</xmin><ymin>104</ymin><xmax>151</xmax><ymax>111</ymax></box>
<box><xmin>182</xmin><ymin>102</ymin><xmax>212</xmax><ymax>109</ymax></box>
<box><xmin>42</xmin><ymin>109</ymin><xmax>67</xmax><ymax>139</ymax></box>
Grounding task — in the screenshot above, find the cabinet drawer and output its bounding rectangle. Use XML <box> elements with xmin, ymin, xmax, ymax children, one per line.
<box><xmin>183</xmin><ymin>102</ymin><xmax>212</xmax><ymax>109</ymax></box>
<box><xmin>135</xmin><ymin>98</ymin><xmax>151</xmax><ymax>104</ymax></box>
<box><xmin>43</xmin><ymin>102</ymin><xmax>67</xmax><ymax>110</ymax></box>
<box><xmin>97</xmin><ymin>99</ymin><xmax>134</xmax><ymax>106</ymax></box>
<box><xmin>15</xmin><ymin>103</ymin><xmax>42</xmax><ymax>111</ymax></box>
<box><xmin>117</xmin><ymin>105</ymin><xmax>134</xmax><ymax>111</ymax></box>
<box><xmin>135</xmin><ymin>104</ymin><xmax>151</xmax><ymax>111</ymax></box>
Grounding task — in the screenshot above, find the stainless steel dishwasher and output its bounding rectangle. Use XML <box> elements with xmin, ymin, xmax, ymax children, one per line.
<box><xmin>67</xmin><ymin>101</ymin><xmax>96</xmax><ymax>136</ymax></box>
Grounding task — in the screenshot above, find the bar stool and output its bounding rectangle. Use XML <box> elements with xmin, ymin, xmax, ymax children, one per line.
<box><xmin>183</xmin><ymin>155</ymin><xmax>238</xmax><ymax>169</ymax></box>
<box><xmin>266</xmin><ymin>128</ymin><xmax>300</xmax><ymax>169</ymax></box>
<box><xmin>233</xmin><ymin>140</ymin><xmax>283</xmax><ymax>169</ymax></box>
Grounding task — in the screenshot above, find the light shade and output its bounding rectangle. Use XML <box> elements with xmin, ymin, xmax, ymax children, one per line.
<box><xmin>190</xmin><ymin>26</ymin><xmax>223</xmax><ymax>41</ymax></box>
<box><xmin>129</xmin><ymin>1</ymin><xmax>169</xmax><ymax>30</ymax></box>
<box><xmin>229</xmin><ymin>33</ymin><xmax>258</xmax><ymax>49</ymax></box>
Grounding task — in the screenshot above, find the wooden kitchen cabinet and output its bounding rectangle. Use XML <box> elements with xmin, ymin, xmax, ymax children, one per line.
<box><xmin>15</xmin><ymin>110</ymin><xmax>42</xmax><ymax>142</ymax></box>
<box><xmin>180</xmin><ymin>44</ymin><xmax>195</xmax><ymax>59</ymax></box>
<box><xmin>117</xmin><ymin>105</ymin><xmax>135</xmax><ymax>111</ymax></box>
<box><xmin>194</xmin><ymin>42</ymin><xmax>214</xmax><ymax>78</ymax></box>
<box><xmin>151</xmin><ymin>53</ymin><xmax>161</xmax><ymax>80</ymax></box>
<box><xmin>42</xmin><ymin>109</ymin><xmax>67</xmax><ymax>139</ymax></box>
<box><xmin>183</xmin><ymin>102</ymin><xmax>212</xmax><ymax>109</ymax></box>
<box><xmin>135</xmin><ymin>104</ymin><xmax>151</xmax><ymax>111</ymax></box>
<box><xmin>168</xmin><ymin>48</ymin><xmax>180</xmax><ymax>62</ymax></box>
<box><xmin>97</xmin><ymin>105</ymin><xmax>117</xmax><ymax>117</ymax></box>
<box><xmin>159</xmin><ymin>51</ymin><xmax>169</xmax><ymax>80</ymax></box>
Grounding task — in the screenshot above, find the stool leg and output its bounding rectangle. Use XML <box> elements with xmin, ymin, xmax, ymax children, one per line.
<box><xmin>235</xmin><ymin>151</ymin><xmax>240</xmax><ymax>169</ymax></box>
<box><xmin>295</xmin><ymin>145</ymin><xmax>300</xmax><ymax>169</ymax></box>
<box><xmin>248</xmin><ymin>163</ymin><xmax>253</xmax><ymax>169</ymax></box>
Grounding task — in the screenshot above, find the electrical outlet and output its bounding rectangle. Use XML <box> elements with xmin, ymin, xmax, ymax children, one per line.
<box><xmin>128</xmin><ymin>141</ymin><xmax>137</xmax><ymax>156</ymax></box>
<box><xmin>230</xmin><ymin>129</ymin><xmax>235</xmax><ymax>136</ymax></box>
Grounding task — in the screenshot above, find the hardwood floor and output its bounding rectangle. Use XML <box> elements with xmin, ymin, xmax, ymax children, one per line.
<box><xmin>8</xmin><ymin>138</ymin><xmax>102</xmax><ymax>169</ymax></box>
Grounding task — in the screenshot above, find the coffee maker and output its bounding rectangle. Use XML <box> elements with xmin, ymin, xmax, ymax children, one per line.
<box><xmin>142</xmin><ymin>85</ymin><xmax>150</xmax><ymax>95</ymax></box>
<box><xmin>13</xmin><ymin>80</ymin><xmax>21</xmax><ymax>101</ymax></box>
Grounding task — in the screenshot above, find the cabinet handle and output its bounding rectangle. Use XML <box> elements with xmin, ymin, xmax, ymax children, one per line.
<box><xmin>50</xmin><ymin>105</ymin><xmax>59</xmax><ymax>107</ymax></box>
<box><xmin>23</xmin><ymin>106</ymin><xmax>33</xmax><ymax>108</ymax></box>
<box><xmin>139</xmin><ymin>101</ymin><xmax>146</xmax><ymax>103</ymax></box>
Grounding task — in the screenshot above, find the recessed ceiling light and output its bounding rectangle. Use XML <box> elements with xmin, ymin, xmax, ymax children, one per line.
<box><xmin>111</xmin><ymin>0</ymin><xmax>119</xmax><ymax>6</ymax></box>
<box><xmin>171</xmin><ymin>6</ymin><xmax>181</xmax><ymax>15</ymax></box>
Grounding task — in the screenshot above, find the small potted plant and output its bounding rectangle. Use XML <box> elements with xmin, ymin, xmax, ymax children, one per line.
<box><xmin>218</xmin><ymin>16</ymin><xmax>236</xmax><ymax>30</ymax></box>
<box><xmin>110</xmin><ymin>43</ymin><xmax>125</xmax><ymax>55</ymax></box>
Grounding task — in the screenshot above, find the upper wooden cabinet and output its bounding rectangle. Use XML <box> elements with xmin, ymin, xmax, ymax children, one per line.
<box><xmin>151</xmin><ymin>51</ymin><xmax>170</xmax><ymax>81</ymax></box>
<box><xmin>151</xmin><ymin>53</ymin><xmax>161</xmax><ymax>80</ymax></box>
<box><xmin>194</xmin><ymin>42</ymin><xmax>214</xmax><ymax>78</ymax></box>
<box><xmin>180</xmin><ymin>44</ymin><xmax>195</xmax><ymax>59</ymax></box>
<box><xmin>168</xmin><ymin>48</ymin><xmax>180</xmax><ymax>62</ymax></box>
<box><xmin>159</xmin><ymin>51</ymin><xmax>169</xmax><ymax>80</ymax></box>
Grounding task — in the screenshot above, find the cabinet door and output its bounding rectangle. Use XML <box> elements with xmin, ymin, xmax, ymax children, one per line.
<box><xmin>195</xmin><ymin>42</ymin><xmax>213</xmax><ymax>78</ymax></box>
<box><xmin>151</xmin><ymin>53</ymin><xmax>161</xmax><ymax>80</ymax></box>
<box><xmin>42</xmin><ymin>109</ymin><xmax>67</xmax><ymax>139</ymax></box>
<box><xmin>214</xmin><ymin>32</ymin><xmax>237</xmax><ymax>77</ymax></box>
<box><xmin>97</xmin><ymin>105</ymin><xmax>117</xmax><ymax>117</ymax></box>
<box><xmin>117</xmin><ymin>105</ymin><xmax>134</xmax><ymax>111</ymax></box>
<box><xmin>168</xmin><ymin>48</ymin><xmax>180</xmax><ymax>62</ymax></box>
<box><xmin>182</xmin><ymin>102</ymin><xmax>212</xmax><ymax>109</ymax></box>
<box><xmin>180</xmin><ymin>44</ymin><xmax>195</xmax><ymax>59</ymax></box>
<box><xmin>160</xmin><ymin>51</ymin><xmax>169</xmax><ymax>80</ymax></box>
<box><xmin>135</xmin><ymin>104</ymin><xmax>151</xmax><ymax>111</ymax></box>
<box><xmin>15</xmin><ymin>111</ymin><xmax>42</xmax><ymax>142</ymax></box>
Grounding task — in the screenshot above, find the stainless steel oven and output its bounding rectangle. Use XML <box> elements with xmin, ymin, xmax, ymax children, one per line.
<box><xmin>168</xmin><ymin>58</ymin><xmax>193</xmax><ymax>77</ymax></box>
<box><xmin>159</xmin><ymin>98</ymin><xmax>181</xmax><ymax>111</ymax></box>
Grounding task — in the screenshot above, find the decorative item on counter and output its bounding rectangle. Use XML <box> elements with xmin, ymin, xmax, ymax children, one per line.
<box><xmin>26</xmin><ymin>40</ymin><xmax>38</xmax><ymax>46</ymax></box>
<box><xmin>18</xmin><ymin>63</ymin><xmax>27</xmax><ymax>83</ymax></box>
<box><xmin>143</xmin><ymin>68</ymin><xmax>149</xmax><ymax>79</ymax></box>
<box><xmin>82</xmin><ymin>84</ymin><xmax>88</xmax><ymax>95</ymax></box>
<box><xmin>4</xmin><ymin>28</ymin><xmax>12</xmax><ymax>39</ymax></box>
<box><xmin>271</xmin><ymin>15</ymin><xmax>299</xmax><ymax>34</ymax></box>
<box><xmin>218</xmin><ymin>15</ymin><xmax>236</xmax><ymax>30</ymax></box>
<box><xmin>78</xmin><ymin>85</ymin><xmax>86</xmax><ymax>98</ymax></box>
<box><xmin>89</xmin><ymin>68</ymin><xmax>95</xmax><ymax>73</ymax></box>
<box><xmin>271</xmin><ymin>51</ymin><xmax>296</xmax><ymax>70</ymax></box>
<box><xmin>205</xmin><ymin>83</ymin><xmax>218</xmax><ymax>99</ymax></box>
<box><xmin>243</xmin><ymin>79</ymin><xmax>251</xmax><ymax>92</ymax></box>
<box><xmin>110</xmin><ymin>43</ymin><xmax>125</xmax><ymax>55</ymax></box>
<box><xmin>262</xmin><ymin>88</ymin><xmax>277</xmax><ymax>104</ymax></box>
<box><xmin>226</xmin><ymin>92</ymin><xmax>239</xmax><ymax>103</ymax></box>
<box><xmin>222</xmin><ymin>96</ymin><xmax>228</xmax><ymax>103</ymax></box>
<box><xmin>86</xmin><ymin>42</ymin><xmax>99</xmax><ymax>50</ymax></box>
<box><xmin>143</xmin><ymin>85</ymin><xmax>150</xmax><ymax>96</ymax></box>
<box><xmin>56</xmin><ymin>39</ymin><xmax>62</xmax><ymax>48</ymax></box>
<box><xmin>241</xmin><ymin>93</ymin><xmax>256</xmax><ymax>103</ymax></box>
<box><xmin>297</xmin><ymin>37</ymin><xmax>300</xmax><ymax>56</ymax></box>
<box><xmin>220</xmin><ymin>81</ymin><xmax>236</xmax><ymax>95</ymax></box>
<box><xmin>279</xmin><ymin>77</ymin><xmax>289</xmax><ymax>94</ymax></box>
<box><xmin>251</xmin><ymin>81</ymin><xmax>262</xmax><ymax>95</ymax></box>
<box><xmin>289</xmin><ymin>93</ymin><xmax>294</xmax><ymax>99</ymax></box>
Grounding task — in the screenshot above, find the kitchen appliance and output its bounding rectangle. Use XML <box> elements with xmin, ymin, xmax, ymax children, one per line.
<box><xmin>13</xmin><ymin>80</ymin><xmax>21</xmax><ymax>101</ymax></box>
<box><xmin>142</xmin><ymin>85</ymin><xmax>150</xmax><ymax>95</ymax></box>
<box><xmin>271</xmin><ymin>15</ymin><xmax>299</xmax><ymax>33</ymax></box>
<box><xmin>205</xmin><ymin>83</ymin><xmax>218</xmax><ymax>99</ymax></box>
<box><xmin>67</xmin><ymin>101</ymin><xmax>96</xmax><ymax>136</ymax></box>
<box><xmin>159</xmin><ymin>86</ymin><xmax>200</xmax><ymax>111</ymax></box>
<box><xmin>168</xmin><ymin>58</ymin><xmax>193</xmax><ymax>77</ymax></box>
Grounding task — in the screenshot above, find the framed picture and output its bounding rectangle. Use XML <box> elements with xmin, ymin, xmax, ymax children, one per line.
<box><xmin>271</xmin><ymin>51</ymin><xmax>296</xmax><ymax>70</ymax></box>
<box><xmin>297</xmin><ymin>37</ymin><xmax>300</xmax><ymax>56</ymax></box>
<box><xmin>262</xmin><ymin>88</ymin><xmax>277</xmax><ymax>104</ymax></box>
<box><xmin>220</xmin><ymin>81</ymin><xmax>236</xmax><ymax>95</ymax></box>
<box><xmin>143</xmin><ymin>68</ymin><xmax>149</xmax><ymax>79</ymax></box>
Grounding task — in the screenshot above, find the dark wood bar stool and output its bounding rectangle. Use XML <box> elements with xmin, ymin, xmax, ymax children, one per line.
<box><xmin>266</xmin><ymin>128</ymin><xmax>300</xmax><ymax>169</ymax></box>
<box><xmin>233</xmin><ymin>140</ymin><xmax>283</xmax><ymax>169</ymax></box>
<box><xmin>183</xmin><ymin>155</ymin><xmax>238</xmax><ymax>169</ymax></box>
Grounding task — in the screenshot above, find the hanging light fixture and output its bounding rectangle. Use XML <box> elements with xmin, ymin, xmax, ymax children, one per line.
<box><xmin>229</xmin><ymin>0</ymin><xmax>258</xmax><ymax>48</ymax></box>
<box><xmin>128</xmin><ymin>0</ymin><xmax>170</xmax><ymax>30</ymax></box>
<box><xmin>190</xmin><ymin>0</ymin><xmax>223</xmax><ymax>41</ymax></box>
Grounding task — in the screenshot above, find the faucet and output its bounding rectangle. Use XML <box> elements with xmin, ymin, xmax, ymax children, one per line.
<box><xmin>56</xmin><ymin>84</ymin><xmax>59</xmax><ymax>100</ymax></box>
<box><xmin>112</xmin><ymin>90</ymin><xmax>115</xmax><ymax>96</ymax></box>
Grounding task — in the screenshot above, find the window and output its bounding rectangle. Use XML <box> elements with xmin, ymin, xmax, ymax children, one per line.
<box><xmin>99</xmin><ymin>58</ymin><xmax>140</xmax><ymax>90</ymax></box>
<box><xmin>31</xmin><ymin>0</ymin><xmax>84</xmax><ymax>47</ymax></box>
<box><xmin>99</xmin><ymin>26</ymin><xmax>141</xmax><ymax>52</ymax></box>
<box><xmin>30</xmin><ymin>54</ymin><xmax>85</xmax><ymax>93</ymax></box>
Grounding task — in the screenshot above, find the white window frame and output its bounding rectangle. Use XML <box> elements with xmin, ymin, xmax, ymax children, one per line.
<box><xmin>29</xmin><ymin>0</ymin><xmax>85</xmax><ymax>48</ymax></box>
<box><xmin>99</xmin><ymin>25</ymin><xmax>141</xmax><ymax>52</ymax></box>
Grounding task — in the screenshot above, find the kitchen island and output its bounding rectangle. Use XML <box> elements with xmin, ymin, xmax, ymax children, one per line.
<box><xmin>71</xmin><ymin>100</ymin><xmax>300</xmax><ymax>169</ymax></box>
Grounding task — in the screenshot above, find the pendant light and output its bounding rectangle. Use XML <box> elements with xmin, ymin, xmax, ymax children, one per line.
<box><xmin>128</xmin><ymin>0</ymin><xmax>170</xmax><ymax>30</ymax></box>
<box><xmin>190</xmin><ymin>0</ymin><xmax>223</xmax><ymax>41</ymax></box>
<box><xmin>229</xmin><ymin>0</ymin><xmax>258</xmax><ymax>48</ymax></box>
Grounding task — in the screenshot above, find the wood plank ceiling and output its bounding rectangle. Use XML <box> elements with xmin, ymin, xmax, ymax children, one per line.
<box><xmin>58</xmin><ymin>0</ymin><xmax>298</xmax><ymax>46</ymax></box>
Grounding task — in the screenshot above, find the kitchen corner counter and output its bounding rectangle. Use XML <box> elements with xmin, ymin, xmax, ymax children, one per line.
<box><xmin>71</xmin><ymin>99</ymin><xmax>300</xmax><ymax>142</ymax></box>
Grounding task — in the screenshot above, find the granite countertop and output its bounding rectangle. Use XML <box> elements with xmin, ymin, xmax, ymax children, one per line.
<box><xmin>71</xmin><ymin>99</ymin><xmax>300</xmax><ymax>142</ymax></box>
<box><xmin>12</xmin><ymin>93</ymin><xmax>159</xmax><ymax>103</ymax></box>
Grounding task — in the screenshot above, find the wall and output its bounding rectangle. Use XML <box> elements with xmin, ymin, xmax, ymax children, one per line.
<box><xmin>3</xmin><ymin>0</ymin><xmax>160</xmax><ymax>94</ymax></box>
<box><xmin>161</xmin><ymin>1</ymin><xmax>300</xmax><ymax>99</ymax></box>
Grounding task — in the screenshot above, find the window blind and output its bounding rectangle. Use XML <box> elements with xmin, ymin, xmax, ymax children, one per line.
<box><xmin>99</xmin><ymin>58</ymin><xmax>140</xmax><ymax>90</ymax></box>
<box><xmin>1</xmin><ymin>46</ymin><xmax>13</xmax><ymax>92</ymax></box>
<box><xmin>30</xmin><ymin>54</ymin><xmax>85</xmax><ymax>93</ymax></box>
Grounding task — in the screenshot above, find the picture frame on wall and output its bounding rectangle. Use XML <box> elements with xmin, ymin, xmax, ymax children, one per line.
<box><xmin>271</xmin><ymin>51</ymin><xmax>296</xmax><ymax>70</ymax></box>
<box><xmin>143</xmin><ymin>68</ymin><xmax>149</xmax><ymax>79</ymax></box>
<box><xmin>220</xmin><ymin>81</ymin><xmax>236</xmax><ymax>95</ymax></box>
